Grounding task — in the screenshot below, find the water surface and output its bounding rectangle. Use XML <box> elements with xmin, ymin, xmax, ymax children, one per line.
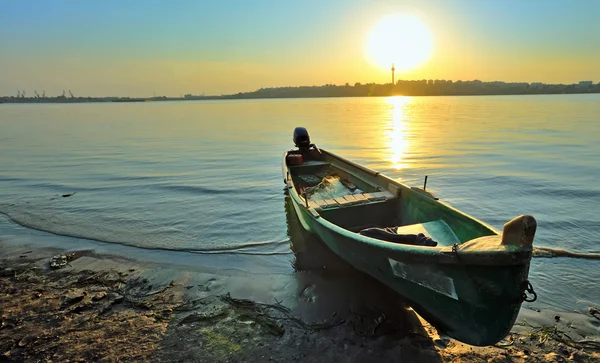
<box><xmin>1</xmin><ymin>95</ymin><xmax>599</xmax><ymax>312</ymax></box>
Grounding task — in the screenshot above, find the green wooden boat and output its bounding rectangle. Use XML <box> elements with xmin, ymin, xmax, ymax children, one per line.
<box><xmin>282</xmin><ymin>127</ymin><xmax>538</xmax><ymax>346</ymax></box>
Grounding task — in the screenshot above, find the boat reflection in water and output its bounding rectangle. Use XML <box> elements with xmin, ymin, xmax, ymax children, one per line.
<box><xmin>283</xmin><ymin>194</ymin><xmax>435</xmax><ymax>342</ymax></box>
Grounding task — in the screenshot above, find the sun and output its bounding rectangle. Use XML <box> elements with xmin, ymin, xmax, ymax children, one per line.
<box><xmin>366</xmin><ymin>13</ymin><xmax>433</xmax><ymax>73</ymax></box>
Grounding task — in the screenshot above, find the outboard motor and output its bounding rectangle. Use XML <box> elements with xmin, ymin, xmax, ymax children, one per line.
<box><xmin>293</xmin><ymin>127</ymin><xmax>311</xmax><ymax>148</ymax></box>
<box><xmin>289</xmin><ymin>127</ymin><xmax>321</xmax><ymax>166</ymax></box>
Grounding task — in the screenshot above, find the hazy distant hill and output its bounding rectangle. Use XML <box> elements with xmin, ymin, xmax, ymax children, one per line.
<box><xmin>3</xmin><ymin>80</ymin><xmax>599</xmax><ymax>103</ymax></box>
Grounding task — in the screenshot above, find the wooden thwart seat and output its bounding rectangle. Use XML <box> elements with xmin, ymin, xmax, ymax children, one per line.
<box><xmin>307</xmin><ymin>190</ymin><xmax>395</xmax><ymax>211</ymax></box>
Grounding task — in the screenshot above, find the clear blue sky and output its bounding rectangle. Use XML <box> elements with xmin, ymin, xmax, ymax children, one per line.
<box><xmin>1</xmin><ymin>0</ymin><xmax>599</xmax><ymax>97</ymax></box>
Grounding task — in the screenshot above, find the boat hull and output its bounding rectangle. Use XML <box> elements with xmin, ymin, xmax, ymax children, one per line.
<box><xmin>288</xmin><ymin>191</ymin><xmax>530</xmax><ymax>346</ymax></box>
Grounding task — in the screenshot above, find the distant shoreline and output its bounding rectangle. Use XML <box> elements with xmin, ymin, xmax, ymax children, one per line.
<box><xmin>2</xmin><ymin>80</ymin><xmax>599</xmax><ymax>104</ymax></box>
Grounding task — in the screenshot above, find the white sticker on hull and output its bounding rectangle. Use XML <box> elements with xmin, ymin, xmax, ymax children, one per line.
<box><xmin>388</xmin><ymin>258</ymin><xmax>459</xmax><ymax>300</ymax></box>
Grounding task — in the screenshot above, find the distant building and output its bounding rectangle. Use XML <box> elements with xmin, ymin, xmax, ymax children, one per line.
<box><xmin>575</xmin><ymin>81</ymin><xmax>593</xmax><ymax>89</ymax></box>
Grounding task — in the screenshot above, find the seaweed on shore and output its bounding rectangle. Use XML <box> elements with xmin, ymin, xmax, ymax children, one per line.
<box><xmin>219</xmin><ymin>292</ymin><xmax>345</xmax><ymax>336</ymax></box>
<box><xmin>517</xmin><ymin>319</ymin><xmax>600</xmax><ymax>351</ymax></box>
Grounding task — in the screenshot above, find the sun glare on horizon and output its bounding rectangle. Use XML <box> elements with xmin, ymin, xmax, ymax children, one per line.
<box><xmin>366</xmin><ymin>14</ymin><xmax>433</xmax><ymax>73</ymax></box>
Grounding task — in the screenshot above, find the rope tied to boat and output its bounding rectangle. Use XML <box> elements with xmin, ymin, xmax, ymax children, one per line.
<box><xmin>451</xmin><ymin>243</ymin><xmax>537</xmax><ymax>304</ymax></box>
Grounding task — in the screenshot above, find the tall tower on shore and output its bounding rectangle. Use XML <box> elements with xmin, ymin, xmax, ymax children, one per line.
<box><xmin>391</xmin><ymin>63</ymin><xmax>395</xmax><ymax>85</ymax></box>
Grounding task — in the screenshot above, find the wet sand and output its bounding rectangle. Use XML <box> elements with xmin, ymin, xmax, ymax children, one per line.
<box><xmin>2</xmin><ymin>234</ymin><xmax>600</xmax><ymax>363</ymax></box>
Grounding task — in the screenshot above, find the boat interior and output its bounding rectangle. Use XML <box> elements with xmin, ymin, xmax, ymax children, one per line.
<box><xmin>284</xmin><ymin>127</ymin><xmax>535</xmax><ymax>255</ymax></box>
<box><xmin>286</xmin><ymin>149</ymin><xmax>464</xmax><ymax>248</ymax></box>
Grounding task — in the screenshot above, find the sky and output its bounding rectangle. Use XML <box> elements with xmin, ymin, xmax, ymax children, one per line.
<box><xmin>1</xmin><ymin>0</ymin><xmax>599</xmax><ymax>97</ymax></box>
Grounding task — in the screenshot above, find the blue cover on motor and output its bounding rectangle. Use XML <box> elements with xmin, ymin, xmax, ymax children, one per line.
<box><xmin>359</xmin><ymin>227</ymin><xmax>438</xmax><ymax>247</ymax></box>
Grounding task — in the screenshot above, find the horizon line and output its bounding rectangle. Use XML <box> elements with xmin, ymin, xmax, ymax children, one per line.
<box><xmin>3</xmin><ymin>78</ymin><xmax>600</xmax><ymax>99</ymax></box>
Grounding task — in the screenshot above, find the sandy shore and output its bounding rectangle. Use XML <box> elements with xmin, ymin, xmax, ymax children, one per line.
<box><xmin>1</xmin><ymin>237</ymin><xmax>600</xmax><ymax>362</ymax></box>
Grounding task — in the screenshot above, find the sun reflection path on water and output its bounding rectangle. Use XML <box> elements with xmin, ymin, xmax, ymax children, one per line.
<box><xmin>386</xmin><ymin>96</ymin><xmax>412</xmax><ymax>170</ymax></box>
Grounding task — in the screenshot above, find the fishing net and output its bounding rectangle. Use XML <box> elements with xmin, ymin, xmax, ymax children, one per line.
<box><xmin>306</xmin><ymin>176</ymin><xmax>360</xmax><ymax>200</ymax></box>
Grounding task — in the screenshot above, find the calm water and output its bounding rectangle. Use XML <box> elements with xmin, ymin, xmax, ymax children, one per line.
<box><xmin>1</xmin><ymin>95</ymin><xmax>599</xmax><ymax>312</ymax></box>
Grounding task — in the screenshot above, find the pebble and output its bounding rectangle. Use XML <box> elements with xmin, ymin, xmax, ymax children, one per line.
<box><xmin>569</xmin><ymin>351</ymin><xmax>584</xmax><ymax>362</ymax></box>
<box><xmin>557</xmin><ymin>344</ymin><xmax>570</xmax><ymax>356</ymax></box>
<box><xmin>433</xmin><ymin>337</ymin><xmax>450</xmax><ymax>349</ymax></box>
<box><xmin>50</xmin><ymin>255</ymin><xmax>68</xmax><ymax>269</ymax></box>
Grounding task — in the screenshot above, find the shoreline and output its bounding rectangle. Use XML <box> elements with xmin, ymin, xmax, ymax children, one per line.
<box><xmin>2</xmin><ymin>232</ymin><xmax>600</xmax><ymax>362</ymax></box>
<box><xmin>2</xmin><ymin>90</ymin><xmax>600</xmax><ymax>105</ymax></box>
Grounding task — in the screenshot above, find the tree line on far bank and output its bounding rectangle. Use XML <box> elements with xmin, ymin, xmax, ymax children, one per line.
<box><xmin>221</xmin><ymin>79</ymin><xmax>600</xmax><ymax>99</ymax></box>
